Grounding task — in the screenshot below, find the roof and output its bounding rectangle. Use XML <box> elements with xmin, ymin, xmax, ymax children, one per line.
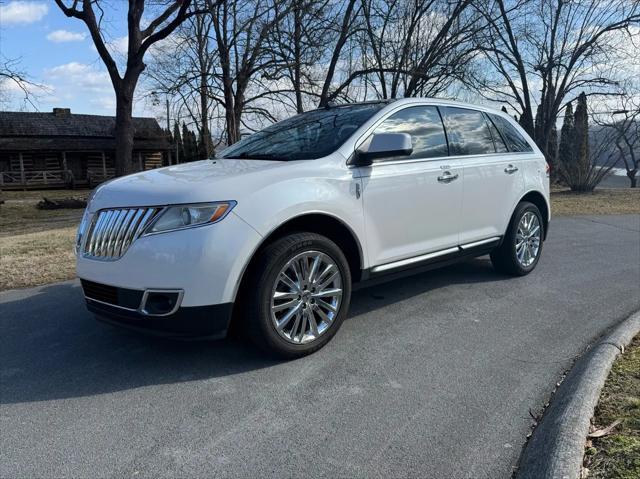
<box><xmin>0</xmin><ymin>109</ymin><xmax>170</xmax><ymax>151</ymax></box>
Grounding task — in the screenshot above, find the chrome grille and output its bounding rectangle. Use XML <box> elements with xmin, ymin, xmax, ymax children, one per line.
<box><xmin>82</xmin><ymin>207</ymin><xmax>159</xmax><ymax>260</ymax></box>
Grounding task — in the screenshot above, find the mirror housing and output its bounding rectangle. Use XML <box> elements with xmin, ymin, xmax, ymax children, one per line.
<box><xmin>352</xmin><ymin>132</ymin><xmax>413</xmax><ymax>166</ymax></box>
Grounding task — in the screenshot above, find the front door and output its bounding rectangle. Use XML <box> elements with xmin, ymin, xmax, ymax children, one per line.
<box><xmin>356</xmin><ymin>105</ymin><xmax>462</xmax><ymax>269</ymax></box>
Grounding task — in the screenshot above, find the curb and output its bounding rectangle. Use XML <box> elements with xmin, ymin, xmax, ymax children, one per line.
<box><xmin>516</xmin><ymin>310</ymin><xmax>640</xmax><ymax>479</ymax></box>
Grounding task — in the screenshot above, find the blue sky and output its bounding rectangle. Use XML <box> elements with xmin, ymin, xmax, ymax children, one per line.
<box><xmin>0</xmin><ymin>1</ymin><xmax>157</xmax><ymax>117</ymax></box>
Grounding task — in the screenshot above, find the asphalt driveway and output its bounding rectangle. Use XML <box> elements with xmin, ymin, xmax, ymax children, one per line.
<box><xmin>1</xmin><ymin>215</ymin><xmax>639</xmax><ymax>478</ymax></box>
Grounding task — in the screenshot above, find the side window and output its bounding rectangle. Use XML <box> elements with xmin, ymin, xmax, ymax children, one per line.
<box><xmin>439</xmin><ymin>107</ymin><xmax>495</xmax><ymax>155</ymax></box>
<box><xmin>488</xmin><ymin>113</ymin><xmax>533</xmax><ymax>152</ymax></box>
<box><xmin>484</xmin><ymin>113</ymin><xmax>508</xmax><ymax>153</ymax></box>
<box><xmin>371</xmin><ymin>106</ymin><xmax>448</xmax><ymax>161</ymax></box>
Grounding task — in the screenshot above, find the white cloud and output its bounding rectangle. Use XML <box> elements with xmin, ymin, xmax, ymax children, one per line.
<box><xmin>47</xmin><ymin>29</ymin><xmax>87</xmax><ymax>43</ymax></box>
<box><xmin>90</xmin><ymin>95</ymin><xmax>117</xmax><ymax>111</ymax></box>
<box><xmin>45</xmin><ymin>62</ymin><xmax>112</xmax><ymax>93</ymax></box>
<box><xmin>0</xmin><ymin>1</ymin><xmax>48</xmax><ymax>26</ymax></box>
<box><xmin>111</xmin><ymin>36</ymin><xmax>129</xmax><ymax>56</ymax></box>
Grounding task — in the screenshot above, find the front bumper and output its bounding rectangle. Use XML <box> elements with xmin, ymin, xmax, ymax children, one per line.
<box><xmin>76</xmin><ymin>211</ymin><xmax>261</xmax><ymax>307</ymax></box>
<box><xmin>83</xmin><ymin>284</ymin><xmax>233</xmax><ymax>339</ymax></box>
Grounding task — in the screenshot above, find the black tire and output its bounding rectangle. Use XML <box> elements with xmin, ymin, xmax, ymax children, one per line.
<box><xmin>244</xmin><ymin>232</ymin><xmax>352</xmax><ymax>358</ymax></box>
<box><xmin>490</xmin><ymin>201</ymin><xmax>544</xmax><ymax>276</ymax></box>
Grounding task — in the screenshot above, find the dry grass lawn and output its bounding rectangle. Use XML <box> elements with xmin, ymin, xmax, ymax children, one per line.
<box><xmin>1</xmin><ymin>189</ymin><xmax>89</xmax><ymax>236</ymax></box>
<box><xmin>0</xmin><ymin>226</ymin><xmax>77</xmax><ymax>290</ymax></box>
<box><xmin>1</xmin><ymin>189</ymin><xmax>89</xmax><ymax>290</ymax></box>
<box><xmin>551</xmin><ymin>187</ymin><xmax>640</xmax><ymax>216</ymax></box>
<box><xmin>584</xmin><ymin>335</ymin><xmax>640</xmax><ymax>478</ymax></box>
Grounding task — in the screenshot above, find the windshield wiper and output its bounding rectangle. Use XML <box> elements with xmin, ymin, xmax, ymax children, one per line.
<box><xmin>223</xmin><ymin>152</ymin><xmax>287</xmax><ymax>161</ymax></box>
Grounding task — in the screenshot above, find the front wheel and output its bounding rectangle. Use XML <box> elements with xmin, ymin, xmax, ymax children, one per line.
<box><xmin>491</xmin><ymin>201</ymin><xmax>544</xmax><ymax>276</ymax></box>
<box><xmin>244</xmin><ymin>232</ymin><xmax>352</xmax><ymax>358</ymax></box>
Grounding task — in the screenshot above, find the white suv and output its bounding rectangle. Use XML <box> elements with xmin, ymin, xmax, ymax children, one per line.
<box><xmin>77</xmin><ymin>98</ymin><xmax>550</xmax><ymax>357</ymax></box>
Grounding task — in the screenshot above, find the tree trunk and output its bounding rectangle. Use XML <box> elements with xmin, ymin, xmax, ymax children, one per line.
<box><xmin>628</xmin><ymin>169</ymin><xmax>638</xmax><ymax>188</ymax></box>
<box><xmin>114</xmin><ymin>89</ymin><xmax>136</xmax><ymax>176</ymax></box>
<box><xmin>518</xmin><ymin>107</ymin><xmax>535</xmax><ymax>139</ymax></box>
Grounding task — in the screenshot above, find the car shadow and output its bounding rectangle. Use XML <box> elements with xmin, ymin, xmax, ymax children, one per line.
<box><xmin>0</xmin><ymin>257</ymin><xmax>505</xmax><ymax>405</ymax></box>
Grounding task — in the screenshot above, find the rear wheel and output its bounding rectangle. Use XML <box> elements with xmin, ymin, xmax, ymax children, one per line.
<box><xmin>244</xmin><ymin>232</ymin><xmax>351</xmax><ymax>358</ymax></box>
<box><xmin>491</xmin><ymin>201</ymin><xmax>544</xmax><ymax>276</ymax></box>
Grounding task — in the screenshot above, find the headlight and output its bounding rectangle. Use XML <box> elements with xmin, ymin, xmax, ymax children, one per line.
<box><xmin>143</xmin><ymin>201</ymin><xmax>236</xmax><ymax>235</ymax></box>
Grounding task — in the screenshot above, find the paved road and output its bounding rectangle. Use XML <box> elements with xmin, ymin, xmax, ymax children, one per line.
<box><xmin>1</xmin><ymin>215</ymin><xmax>639</xmax><ymax>479</ymax></box>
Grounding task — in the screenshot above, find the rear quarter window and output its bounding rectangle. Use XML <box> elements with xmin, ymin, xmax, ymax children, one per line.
<box><xmin>488</xmin><ymin>114</ymin><xmax>533</xmax><ymax>153</ymax></box>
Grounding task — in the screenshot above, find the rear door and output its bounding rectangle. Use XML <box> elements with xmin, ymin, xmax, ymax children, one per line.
<box><xmin>356</xmin><ymin>105</ymin><xmax>462</xmax><ymax>269</ymax></box>
<box><xmin>440</xmin><ymin>107</ymin><xmax>525</xmax><ymax>245</ymax></box>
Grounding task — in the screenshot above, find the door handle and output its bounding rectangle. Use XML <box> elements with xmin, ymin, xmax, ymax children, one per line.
<box><xmin>437</xmin><ymin>171</ymin><xmax>459</xmax><ymax>183</ymax></box>
<box><xmin>504</xmin><ymin>164</ymin><xmax>519</xmax><ymax>174</ymax></box>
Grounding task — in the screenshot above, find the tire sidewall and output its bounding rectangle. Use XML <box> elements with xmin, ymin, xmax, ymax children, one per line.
<box><xmin>507</xmin><ymin>202</ymin><xmax>544</xmax><ymax>274</ymax></box>
<box><xmin>255</xmin><ymin>234</ymin><xmax>352</xmax><ymax>357</ymax></box>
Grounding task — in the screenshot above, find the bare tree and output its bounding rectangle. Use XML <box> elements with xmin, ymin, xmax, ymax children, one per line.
<box><xmin>0</xmin><ymin>56</ymin><xmax>39</xmax><ymax>108</ymax></box>
<box><xmin>316</xmin><ymin>0</ymin><xmax>362</xmax><ymax>106</ymax></box>
<box><xmin>204</xmin><ymin>0</ymin><xmax>297</xmax><ymax>144</ymax></box>
<box><xmin>147</xmin><ymin>11</ymin><xmax>216</xmax><ymax>157</ymax></box>
<box><xmin>472</xmin><ymin>0</ymin><xmax>640</xmax><ymax>169</ymax></box>
<box><xmin>610</xmin><ymin>103</ymin><xmax>640</xmax><ymax>188</ymax></box>
<box><xmin>346</xmin><ymin>0</ymin><xmax>480</xmax><ymax>100</ymax></box>
<box><xmin>54</xmin><ymin>0</ymin><xmax>198</xmax><ymax>175</ymax></box>
<box><xmin>266</xmin><ymin>0</ymin><xmax>332</xmax><ymax>113</ymax></box>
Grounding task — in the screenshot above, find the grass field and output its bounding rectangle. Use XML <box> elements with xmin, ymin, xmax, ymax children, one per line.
<box><xmin>1</xmin><ymin>186</ymin><xmax>639</xmax><ymax>290</ymax></box>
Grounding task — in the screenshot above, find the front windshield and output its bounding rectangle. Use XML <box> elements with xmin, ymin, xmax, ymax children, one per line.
<box><xmin>220</xmin><ymin>103</ymin><xmax>386</xmax><ymax>161</ymax></box>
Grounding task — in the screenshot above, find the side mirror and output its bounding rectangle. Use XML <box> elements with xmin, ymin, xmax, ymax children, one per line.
<box><xmin>352</xmin><ymin>132</ymin><xmax>413</xmax><ymax>166</ymax></box>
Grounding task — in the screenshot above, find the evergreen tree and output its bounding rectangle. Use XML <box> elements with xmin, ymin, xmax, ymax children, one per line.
<box><xmin>558</xmin><ymin>93</ymin><xmax>600</xmax><ymax>191</ymax></box>
<box><xmin>182</xmin><ymin>123</ymin><xmax>196</xmax><ymax>162</ymax></box>
<box><xmin>573</xmin><ymin>92</ymin><xmax>590</xmax><ymax>189</ymax></box>
<box><xmin>172</xmin><ymin>121</ymin><xmax>183</xmax><ymax>164</ymax></box>
<box><xmin>534</xmin><ymin>104</ymin><xmax>543</xmax><ymax>149</ymax></box>
<box><xmin>198</xmin><ymin>131</ymin><xmax>214</xmax><ymax>159</ymax></box>
<box><xmin>558</xmin><ymin>102</ymin><xmax>574</xmax><ymax>183</ymax></box>
<box><xmin>190</xmin><ymin>130</ymin><xmax>198</xmax><ymax>160</ymax></box>
<box><xmin>548</xmin><ymin>123</ymin><xmax>558</xmax><ymax>179</ymax></box>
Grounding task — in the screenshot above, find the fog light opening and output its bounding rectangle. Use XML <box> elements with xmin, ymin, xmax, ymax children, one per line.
<box><xmin>140</xmin><ymin>290</ymin><xmax>183</xmax><ymax>316</ymax></box>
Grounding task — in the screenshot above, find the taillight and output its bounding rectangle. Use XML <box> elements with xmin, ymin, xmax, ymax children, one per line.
<box><xmin>545</xmin><ymin>162</ymin><xmax>550</xmax><ymax>177</ymax></box>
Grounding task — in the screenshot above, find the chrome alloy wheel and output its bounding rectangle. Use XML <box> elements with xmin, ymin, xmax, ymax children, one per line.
<box><xmin>515</xmin><ymin>211</ymin><xmax>541</xmax><ymax>267</ymax></box>
<box><xmin>270</xmin><ymin>251</ymin><xmax>343</xmax><ymax>344</ymax></box>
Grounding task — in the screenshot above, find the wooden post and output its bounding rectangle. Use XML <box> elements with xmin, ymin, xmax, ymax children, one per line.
<box><xmin>138</xmin><ymin>151</ymin><xmax>143</xmax><ymax>171</ymax></box>
<box><xmin>19</xmin><ymin>152</ymin><xmax>25</xmax><ymax>185</ymax></box>
<box><xmin>62</xmin><ymin>151</ymin><xmax>67</xmax><ymax>171</ymax></box>
<box><xmin>101</xmin><ymin>151</ymin><xmax>107</xmax><ymax>178</ymax></box>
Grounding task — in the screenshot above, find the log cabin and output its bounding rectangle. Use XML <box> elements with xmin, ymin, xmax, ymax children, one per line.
<box><xmin>0</xmin><ymin>108</ymin><xmax>171</xmax><ymax>189</ymax></box>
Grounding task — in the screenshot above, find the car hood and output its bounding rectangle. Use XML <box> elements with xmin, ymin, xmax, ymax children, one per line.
<box><xmin>89</xmin><ymin>159</ymin><xmax>289</xmax><ymax>211</ymax></box>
